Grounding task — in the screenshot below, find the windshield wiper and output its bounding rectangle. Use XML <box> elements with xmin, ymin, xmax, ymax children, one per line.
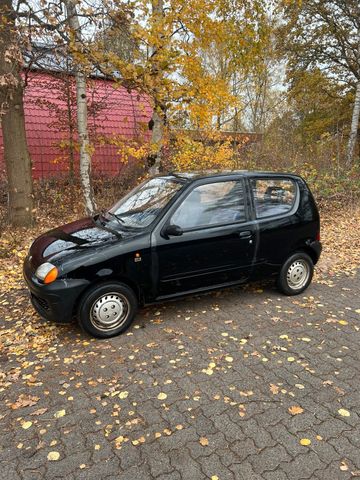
<box><xmin>100</xmin><ymin>210</ymin><xmax>142</xmax><ymax>231</ymax></box>
<box><xmin>105</xmin><ymin>210</ymin><xmax>126</xmax><ymax>226</ymax></box>
<box><xmin>93</xmin><ymin>214</ymin><xmax>122</xmax><ymax>239</ymax></box>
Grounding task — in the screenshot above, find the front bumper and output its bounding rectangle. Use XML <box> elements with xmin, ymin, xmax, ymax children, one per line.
<box><xmin>23</xmin><ymin>259</ymin><xmax>89</xmax><ymax>323</ymax></box>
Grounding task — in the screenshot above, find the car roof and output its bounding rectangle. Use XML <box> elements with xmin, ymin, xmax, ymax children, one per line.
<box><xmin>163</xmin><ymin>170</ymin><xmax>302</xmax><ymax>182</ymax></box>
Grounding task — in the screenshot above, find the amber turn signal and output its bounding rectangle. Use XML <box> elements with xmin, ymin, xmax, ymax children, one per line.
<box><xmin>35</xmin><ymin>262</ymin><xmax>59</xmax><ymax>284</ymax></box>
<box><xmin>44</xmin><ymin>266</ymin><xmax>58</xmax><ymax>284</ymax></box>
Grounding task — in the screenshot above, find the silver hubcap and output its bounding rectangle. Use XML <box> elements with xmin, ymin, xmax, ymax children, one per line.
<box><xmin>287</xmin><ymin>259</ymin><xmax>310</xmax><ymax>290</ymax></box>
<box><xmin>90</xmin><ymin>292</ymin><xmax>129</xmax><ymax>332</ymax></box>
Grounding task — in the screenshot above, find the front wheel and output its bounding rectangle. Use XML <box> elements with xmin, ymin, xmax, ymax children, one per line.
<box><xmin>78</xmin><ymin>282</ymin><xmax>138</xmax><ymax>338</ymax></box>
<box><xmin>277</xmin><ymin>252</ymin><xmax>314</xmax><ymax>296</ymax></box>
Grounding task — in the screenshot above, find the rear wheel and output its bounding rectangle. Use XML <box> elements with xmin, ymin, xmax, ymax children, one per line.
<box><xmin>277</xmin><ymin>252</ymin><xmax>314</xmax><ymax>296</ymax></box>
<box><xmin>78</xmin><ymin>282</ymin><xmax>138</xmax><ymax>338</ymax></box>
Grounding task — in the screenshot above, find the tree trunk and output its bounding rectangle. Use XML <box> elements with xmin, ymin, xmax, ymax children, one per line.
<box><xmin>148</xmin><ymin>0</ymin><xmax>165</xmax><ymax>176</ymax></box>
<box><xmin>75</xmin><ymin>71</ymin><xmax>97</xmax><ymax>214</ymax></box>
<box><xmin>65</xmin><ymin>0</ymin><xmax>96</xmax><ymax>215</ymax></box>
<box><xmin>0</xmin><ymin>0</ymin><xmax>34</xmax><ymax>227</ymax></box>
<box><xmin>64</xmin><ymin>66</ymin><xmax>75</xmax><ymax>186</ymax></box>
<box><xmin>346</xmin><ymin>80</ymin><xmax>360</xmax><ymax>167</ymax></box>
<box><xmin>149</xmin><ymin>105</ymin><xmax>164</xmax><ymax>175</ymax></box>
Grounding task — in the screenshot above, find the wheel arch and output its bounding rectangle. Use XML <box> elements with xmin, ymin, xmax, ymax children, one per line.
<box><xmin>72</xmin><ymin>275</ymin><xmax>143</xmax><ymax>318</ymax></box>
<box><xmin>295</xmin><ymin>246</ymin><xmax>319</xmax><ymax>265</ymax></box>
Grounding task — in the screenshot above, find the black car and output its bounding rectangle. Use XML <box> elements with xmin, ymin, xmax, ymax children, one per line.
<box><xmin>24</xmin><ymin>171</ymin><xmax>322</xmax><ymax>338</ymax></box>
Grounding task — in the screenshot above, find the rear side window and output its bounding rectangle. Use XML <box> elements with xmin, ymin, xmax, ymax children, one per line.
<box><xmin>250</xmin><ymin>178</ymin><xmax>296</xmax><ymax>218</ymax></box>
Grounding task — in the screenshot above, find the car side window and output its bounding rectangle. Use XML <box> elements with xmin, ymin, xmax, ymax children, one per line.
<box><xmin>171</xmin><ymin>180</ymin><xmax>246</xmax><ymax>230</ymax></box>
<box><xmin>250</xmin><ymin>178</ymin><xmax>296</xmax><ymax>219</ymax></box>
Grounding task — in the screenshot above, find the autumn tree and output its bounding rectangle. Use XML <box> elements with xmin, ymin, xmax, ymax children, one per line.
<box><xmin>0</xmin><ymin>0</ymin><xmax>34</xmax><ymax>227</ymax></box>
<box><xmin>279</xmin><ymin>0</ymin><xmax>360</xmax><ymax>166</ymax></box>
<box><xmin>287</xmin><ymin>69</ymin><xmax>351</xmax><ymax>145</ymax></box>
<box><xmin>16</xmin><ymin>0</ymin><xmax>269</xmax><ymax>179</ymax></box>
<box><xmin>194</xmin><ymin>2</ymin><xmax>274</xmax><ymax>134</ymax></box>
<box><xmin>91</xmin><ymin>0</ymin><xmax>269</xmax><ymax>172</ymax></box>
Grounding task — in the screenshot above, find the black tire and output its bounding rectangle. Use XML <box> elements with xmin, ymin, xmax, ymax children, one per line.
<box><xmin>277</xmin><ymin>252</ymin><xmax>314</xmax><ymax>296</ymax></box>
<box><xmin>77</xmin><ymin>282</ymin><xmax>138</xmax><ymax>338</ymax></box>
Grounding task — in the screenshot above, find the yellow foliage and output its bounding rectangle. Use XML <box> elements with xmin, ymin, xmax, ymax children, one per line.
<box><xmin>63</xmin><ymin>0</ymin><xmax>269</xmax><ymax>172</ymax></box>
<box><xmin>171</xmin><ymin>132</ymin><xmax>237</xmax><ymax>171</ymax></box>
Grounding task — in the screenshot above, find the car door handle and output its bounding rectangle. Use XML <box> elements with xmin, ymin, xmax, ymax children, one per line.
<box><xmin>239</xmin><ymin>230</ymin><xmax>252</xmax><ymax>239</ymax></box>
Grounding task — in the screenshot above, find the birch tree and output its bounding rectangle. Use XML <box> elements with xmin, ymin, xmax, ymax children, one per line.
<box><xmin>347</xmin><ymin>63</ymin><xmax>360</xmax><ymax>166</ymax></box>
<box><xmin>148</xmin><ymin>0</ymin><xmax>165</xmax><ymax>175</ymax></box>
<box><xmin>64</xmin><ymin>0</ymin><xmax>97</xmax><ymax>215</ymax></box>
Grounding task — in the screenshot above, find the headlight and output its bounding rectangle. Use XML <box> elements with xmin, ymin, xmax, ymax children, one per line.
<box><xmin>35</xmin><ymin>262</ymin><xmax>58</xmax><ymax>284</ymax></box>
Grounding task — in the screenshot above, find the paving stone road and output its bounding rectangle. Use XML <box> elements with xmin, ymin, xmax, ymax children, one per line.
<box><xmin>1</xmin><ymin>272</ymin><xmax>360</xmax><ymax>480</ymax></box>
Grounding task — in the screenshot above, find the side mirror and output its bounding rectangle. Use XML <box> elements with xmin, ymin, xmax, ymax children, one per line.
<box><xmin>162</xmin><ymin>224</ymin><xmax>183</xmax><ymax>238</ymax></box>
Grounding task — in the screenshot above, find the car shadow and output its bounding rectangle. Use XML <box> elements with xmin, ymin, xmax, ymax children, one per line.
<box><xmin>50</xmin><ymin>278</ymin><xmax>278</xmax><ymax>341</ymax></box>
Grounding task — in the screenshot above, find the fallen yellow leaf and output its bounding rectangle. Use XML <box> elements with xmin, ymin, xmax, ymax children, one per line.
<box><xmin>21</xmin><ymin>421</ymin><xmax>32</xmax><ymax>429</ymax></box>
<box><xmin>202</xmin><ymin>368</ymin><xmax>213</xmax><ymax>375</ymax></box>
<box><xmin>199</xmin><ymin>437</ymin><xmax>209</xmax><ymax>446</ymax></box>
<box><xmin>47</xmin><ymin>451</ymin><xmax>60</xmax><ymax>461</ymax></box>
<box><xmin>338</xmin><ymin>408</ymin><xmax>350</xmax><ymax>417</ymax></box>
<box><xmin>157</xmin><ymin>392</ymin><xmax>167</xmax><ymax>400</ymax></box>
<box><xmin>54</xmin><ymin>409</ymin><xmax>66</xmax><ymax>418</ymax></box>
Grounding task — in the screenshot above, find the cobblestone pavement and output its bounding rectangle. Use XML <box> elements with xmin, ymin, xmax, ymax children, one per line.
<box><xmin>1</xmin><ymin>272</ymin><xmax>360</xmax><ymax>480</ymax></box>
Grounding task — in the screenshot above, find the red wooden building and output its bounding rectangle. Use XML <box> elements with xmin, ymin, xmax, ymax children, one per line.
<box><xmin>0</xmin><ymin>70</ymin><xmax>261</xmax><ymax>180</ymax></box>
<box><xmin>0</xmin><ymin>71</ymin><xmax>152</xmax><ymax>179</ymax></box>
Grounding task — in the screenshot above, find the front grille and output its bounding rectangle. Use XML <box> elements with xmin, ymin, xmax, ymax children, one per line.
<box><xmin>31</xmin><ymin>294</ymin><xmax>49</xmax><ymax>311</ymax></box>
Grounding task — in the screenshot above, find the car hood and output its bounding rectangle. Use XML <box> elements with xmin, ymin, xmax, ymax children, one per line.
<box><xmin>28</xmin><ymin>216</ymin><xmax>134</xmax><ymax>269</ymax></box>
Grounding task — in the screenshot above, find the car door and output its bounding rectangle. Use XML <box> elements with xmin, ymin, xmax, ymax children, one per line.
<box><xmin>151</xmin><ymin>177</ymin><xmax>257</xmax><ymax>299</ymax></box>
<box><xmin>249</xmin><ymin>176</ymin><xmax>300</xmax><ymax>275</ymax></box>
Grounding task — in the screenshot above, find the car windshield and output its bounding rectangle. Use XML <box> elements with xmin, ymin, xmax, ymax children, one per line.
<box><xmin>106</xmin><ymin>177</ymin><xmax>184</xmax><ymax>229</ymax></box>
